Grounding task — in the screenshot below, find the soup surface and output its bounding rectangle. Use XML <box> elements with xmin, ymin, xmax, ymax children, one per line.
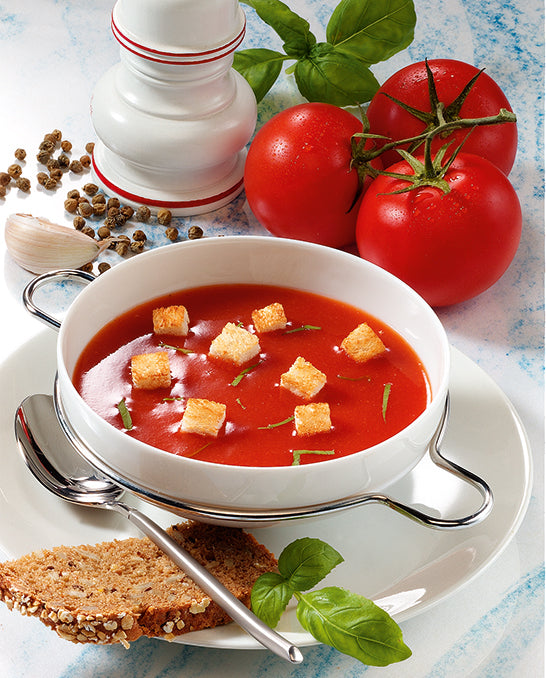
<box><xmin>73</xmin><ymin>284</ymin><xmax>430</xmax><ymax>467</ymax></box>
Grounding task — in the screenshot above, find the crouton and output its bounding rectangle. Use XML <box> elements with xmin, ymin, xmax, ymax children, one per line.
<box><xmin>152</xmin><ymin>305</ymin><xmax>189</xmax><ymax>337</ymax></box>
<box><xmin>251</xmin><ymin>302</ymin><xmax>287</xmax><ymax>333</ymax></box>
<box><xmin>131</xmin><ymin>351</ymin><xmax>171</xmax><ymax>390</ymax></box>
<box><xmin>280</xmin><ymin>356</ymin><xmax>326</xmax><ymax>399</ymax></box>
<box><xmin>209</xmin><ymin>322</ymin><xmax>260</xmax><ymax>365</ymax></box>
<box><xmin>294</xmin><ymin>402</ymin><xmax>331</xmax><ymax>436</ymax></box>
<box><xmin>180</xmin><ymin>398</ymin><xmax>227</xmax><ymax>438</ymax></box>
<box><xmin>341</xmin><ymin>323</ymin><xmax>386</xmax><ymax>363</ymax></box>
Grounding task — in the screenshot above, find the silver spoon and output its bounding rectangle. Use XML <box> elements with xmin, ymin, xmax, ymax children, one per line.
<box><xmin>14</xmin><ymin>393</ymin><xmax>303</xmax><ymax>665</ymax></box>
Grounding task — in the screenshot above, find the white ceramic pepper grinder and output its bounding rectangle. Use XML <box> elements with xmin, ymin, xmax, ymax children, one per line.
<box><xmin>90</xmin><ymin>0</ymin><xmax>257</xmax><ymax>215</ymax></box>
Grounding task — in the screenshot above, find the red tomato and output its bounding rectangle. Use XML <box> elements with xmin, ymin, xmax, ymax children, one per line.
<box><xmin>356</xmin><ymin>152</ymin><xmax>522</xmax><ymax>307</ymax></box>
<box><xmin>366</xmin><ymin>59</ymin><xmax>517</xmax><ymax>175</ymax></box>
<box><xmin>244</xmin><ymin>102</ymin><xmax>381</xmax><ymax>249</ymax></box>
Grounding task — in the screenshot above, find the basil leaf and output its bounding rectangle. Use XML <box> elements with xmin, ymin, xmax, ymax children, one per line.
<box><xmin>296</xmin><ymin>587</ymin><xmax>412</xmax><ymax>666</ymax></box>
<box><xmin>241</xmin><ymin>0</ymin><xmax>316</xmax><ymax>57</ymax></box>
<box><xmin>327</xmin><ymin>0</ymin><xmax>416</xmax><ymax>64</ymax></box>
<box><xmin>250</xmin><ymin>572</ymin><xmax>294</xmax><ymax>628</ymax></box>
<box><xmin>116</xmin><ymin>398</ymin><xmax>133</xmax><ymax>430</ymax></box>
<box><xmin>278</xmin><ymin>537</ymin><xmax>344</xmax><ymax>591</ymax></box>
<box><xmin>294</xmin><ymin>46</ymin><xmax>380</xmax><ymax>106</ymax></box>
<box><xmin>233</xmin><ymin>49</ymin><xmax>285</xmax><ymax>103</ymax></box>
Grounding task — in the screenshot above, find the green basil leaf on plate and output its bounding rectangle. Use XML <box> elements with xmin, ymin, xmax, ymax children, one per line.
<box><xmin>296</xmin><ymin>586</ymin><xmax>413</xmax><ymax>666</ymax></box>
<box><xmin>250</xmin><ymin>571</ymin><xmax>294</xmax><ymax>628</ymax></box>
<box><xmin>278</xmin><ymin>537</ymin><xmax>344</xmax><ymax>591</ymax></box>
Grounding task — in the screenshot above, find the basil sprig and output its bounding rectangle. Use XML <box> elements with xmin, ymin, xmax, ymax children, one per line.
<box><xmin>235</xmin><ymin>0</ymin><xmax>416</xmax><ymax>105</ymax></box>
<box><xmin>251</xmin><ymin>537</ymin><xmax>412</xmax><ymax>666</ymax></box>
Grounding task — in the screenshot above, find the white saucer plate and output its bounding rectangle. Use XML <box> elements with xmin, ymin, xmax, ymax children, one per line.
<box><xmin>0</xmin><ymin>330</ymin><xmax>532</xmax><ymax>649</ymax></box>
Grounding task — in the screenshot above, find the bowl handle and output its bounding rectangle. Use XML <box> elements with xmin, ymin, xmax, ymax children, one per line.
<box><xmin>22</xmin><ymin>269</ymin><xmax>96</xmax><ymax>331</ymax></box>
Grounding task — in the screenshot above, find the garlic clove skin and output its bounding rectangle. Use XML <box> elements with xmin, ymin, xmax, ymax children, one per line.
<box><xmin>5</xmin><ymin>213</ymin><xmax>103</xmax><ymax>274</ymax></box>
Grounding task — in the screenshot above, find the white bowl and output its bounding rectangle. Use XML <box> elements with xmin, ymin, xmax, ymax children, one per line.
<box><xmin>54</xmin><ymin>237</ymin><xmax>450</xmax><ymax>519</ymax></box>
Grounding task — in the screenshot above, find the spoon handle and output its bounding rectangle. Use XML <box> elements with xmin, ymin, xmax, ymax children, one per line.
<box><xmin>111</xmin><ymin>502</ymin><xmax>303</xmax><ymax>664</ymax></box>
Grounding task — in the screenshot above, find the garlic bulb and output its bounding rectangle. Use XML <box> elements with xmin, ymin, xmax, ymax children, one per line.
<box><xmin>5</xmin><ymin>213</ymin><xmax>109</xmax><ymax>274</ymax></box>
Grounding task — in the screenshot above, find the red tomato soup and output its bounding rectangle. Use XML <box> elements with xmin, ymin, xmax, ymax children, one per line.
<box><xmin>73</xmin><ymin>284</ymin><xmax>430</xmax><ymax>467</ymax></box>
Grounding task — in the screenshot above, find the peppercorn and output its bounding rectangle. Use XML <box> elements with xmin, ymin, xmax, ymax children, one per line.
<box><xmin>130</xmin><ymin>240</ymin><xmax>145</xmax><ymax>253</ymax></box>
<box><xmin>44</xmin><ymin>177</ymin><xmax>57</xmax><ymax>191</ymax></box>
<box><xmin>165</xmin><ymin>226</ymin><xmax>179</xmax><ymax>241</ymax></box>
<box><xmin>188</xmin><ymin>225</ymin><xmax>203</xmax><ymax>240</ymax></box>
<box><xmin>64</xmin><ymin>198</ymin><xmax>79</xmax><ymax>213</ymax></box>
<box><xmin>107</xmin><ymin>206</ymin><xmax>120</xmax><ymax>218</ymax></box>
<box><xmin>0</xmin><ymin>185</ymin><xmax>6</xmax><ymax>198</ymax></box>
<box><xmin>14</xmin><ymin>148</ymin><xmax>26</xmax><ymax>161</ymax></box>
<box><xmin>107</xmin><ymin>197</ymin><xmax>120</xmax><ymax>210</ymax></box>
<box><xmin>0</xmin><ymin>172</ymin><xmax>11</xmax><ymax>186</ymax></box>
<box><xmin>57</xmin><ymin>153</ymin><xmax>70</xmax><ymax>169</ymax></box>
<box><xmin>66</xmin><ymin>189</ymin><xmax>79</xmax><ymax>200</ymax></box>
<box><xmin>98</xmin><ymin>262</ymin><xmax>111</xmax><ymax>275</ymax></box>
<box><xmin>157</xmin><ymin>208</ymin><xmax>172</xmax><ymax>225</ymax></box>
<box><xmin>135</xmin><ymin>205</ymin><xmax>151</xmax><ymax>222</ymax></box>
<box><xmin>47</xmin><ymin>158</ymin><xmax>60</xmax><ymax>172</ymax></box>
<box><xmin>7</xmin><ymin>164</ymin><xmax>22</xmax><ymax>179</ymax></box>
<box><xmin>115</xmin><ymin>240</ymin><xmax>129</xmax><ymax>256</ymax></box>
<box><xmin>39</xmin><ymin>139</ymin><xmax>55</xmax><ymax>154</ymax></box>
<box><xmin>97</xmin><ymin>226</ymin><xmax>111</xmax><ymax>240</ymax></box>
<box><xmin>78</xmin><ymin>202</ymin><xmax>94</xmax><ymax>218</ymax></box>
<box><xmin>83</xmin><ymin>183</ymin><xmax>98</xmax><ymax>196</ymax></box>
<box><xmin>121</xmin><ymin>205</ymin><xmax>134</xmax><ymax>219</ymax></box>
<box><xmin>49</xmin><ymin>168</ymin><xmax>63</xmax><ymax>182</ymax></box>
<box><xmin>73</xmin><ymin>216</ymin><xmax>86</xmax><ymax>230</ymax></box>
<box><xmin>80</xmin><ymin>155</ymin><xmax>91</xmax><ymax>168</ymax></box>
<box><xmin>103</xmin><ymin>216</ymin><xmax>117</xmax><ymax>229</ymax></box>
<box><xmin>79</xmin><ymin>262</ymin><xmax>94</xmax><ymax>273</ymax></box>
<box><xmin>36</xmin><ymin>172</ymin><xmax>48</xmax><ymax>186</ymax></box>
<box><xmin>114</xmin><ymin>212</ymin><xmax>128</xmax><ymax>227</ymax></box>
<box><xmin>51</xmin><ymin>129</ymin><xmax>62</xmax><ymax>142</ymax></box>
<box><xmin>15</xmin><ymin>177</ymin><xmax>31</xmax><ymax>192</ymax></box>
<box><xmin>93</xmin><ymin>202</ymin><xmax>107</xmax><ymax>217</ymax></box>
<box><xmin>61</xmin><ymin>140</ymin><xmax>72</xmax><ymax>152</ymax></box>
<box><xmin>85</xmin><ymin>142</ymin><xmax>95</xmax><ymax>154</ymax></box>
<box><xmin>77</xmin><ymin>195</ymin><xmax>89</xmax><ymax>204</ymax></box>
<box><xmin>69</xmin><ymin>160</ymin><xmax>84</xmax><ymax>173</ymax></box>
<box><xmin>132</xmin><ymin>229</ymin><xmax>147</xmax><ymax>242</ymax></box>
<box><xmin>42</xmin><ymin>133</ymin><xmax>57</xmax><ymax>146</ymax></box>
<box><xmin>91</xmin><ymin>193</ymin><xmax>106</xmax><ymax>204</ymax></box>
<box><xmin>36</xmin><ymin>150</ymin><xmax>51</xmax><ymax>164</ymax></box>
<box><xmin>81</xmin><ymin>225</ymin><xmax>95</xmax><ymax>238</ymax></box>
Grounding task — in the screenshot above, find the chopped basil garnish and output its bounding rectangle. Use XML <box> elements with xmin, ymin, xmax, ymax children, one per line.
<box><xmin>382</xmin><ymin>382</ymin><xmax>392</xmax><ymax>421</ymax></box>
<box><xmin>336</xmin><ymin>374</ymin><xmax>371</xmax><ymax>381</ymax></box>
<box><xmin>231</xmin><ymin>361</ymin><xmax>261</xmax><ymax>386</ymax></box>
<box><xmin>258</xmin><ymin>415</ymin><xmax>294</xmax><ymax>430</ymax></box>
<box><xmin>251</xmin><ymin>537</ymin><xmax>412</xmax><ymax>666</ymax></box>
<box><xmin>291</xmin><ymin>449</ymin><xmax>334</xmax><ymax>465</ymax></box>
<box><xmin>159</xmin><ymin>341</ymin><xmax>194</xmax><ymax>354</ymax></box>
<box><xmin>284</xmin><ymin>324</ymin><xmax>321</xmax><ymax>334</ymax></box>
<box><xmin>116</xmin><ymin>398</ymin><xmax>133</xmax><ymax>430</ymax></box>
<box><xmin>236</xmin><ymin>397</ymin><xmax>246</xmax><ymax>409</ymax></box>
<box><xmin>162</xmin><ymin>396</ymin><xmax>184</xmax><ymax>402</ymax></box>
<box><xmin>186</xmin><ymin>441</ymin><xmax>212</xmax><ymax>458</ymax></box>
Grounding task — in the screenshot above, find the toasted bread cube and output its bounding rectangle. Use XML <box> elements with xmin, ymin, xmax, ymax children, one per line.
<box><xmin>131</xmin><ymin>351</ymin><xmax>171</xmax><ymax>390</ymax></box>
<box><xmin>294</xmin><ymin>402</ymin><xmax>331</xmax><ymax>436</ymax></box>
<box><xmin>152</xmin><ymin>305</ymin><xmax>189</xmax><ymax>337</ymax></box>
<box><xmin>280</xmin><ymin>356</ymin><xmax>326</xmax><ymax>399</ymax></box>
<box><xmin>341</xmin><ymin>323</ymin><xmax>386</xmax><ymax>363</ymax></box>
<box><xmin>251</xmin><ymin>302</ymin><xmax>287</xmax><ymax>333</ymax></box>
<box><xmin>180</xmin><ymin>398</ymin><xmax>227</xmax><ymax>438</ymax></box>
<box><xmin>209</xmin><ymin>322</ymin><xmax>260</xmax><ymax>365</ymax></box>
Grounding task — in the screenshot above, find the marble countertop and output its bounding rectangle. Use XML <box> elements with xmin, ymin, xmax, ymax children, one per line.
<box><xmin>0</xmin><ymin>1</ymin><xmax>543</xmax><ymax>676</ymax></box>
